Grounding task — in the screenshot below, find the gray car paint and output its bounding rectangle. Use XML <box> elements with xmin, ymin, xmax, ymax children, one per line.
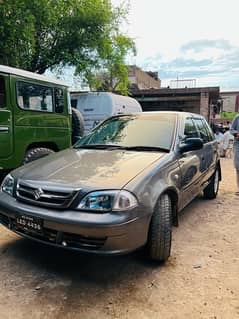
<box><xmin>0</xmin><ymin>111</ymin><xmax>220</xmax><ymax>255</ymax></box>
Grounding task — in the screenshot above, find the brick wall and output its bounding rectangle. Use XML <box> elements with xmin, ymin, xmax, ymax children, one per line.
<box><xmin>128</xmin><ymin>66</ymin><xmax>161</xmax><ymax>90</ymax></box>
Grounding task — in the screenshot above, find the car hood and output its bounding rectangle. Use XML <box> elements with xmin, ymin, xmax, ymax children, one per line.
<box><xmin>14</xmin><ymin>148</ymin><xmax>165</xmax><ymax>189</ymax></box>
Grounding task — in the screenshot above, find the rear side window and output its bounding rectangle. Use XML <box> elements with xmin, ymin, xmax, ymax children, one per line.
<box><xmin>184</xmin><ymin>118</ymin><xmax>199</xmax><ymax>138</ymax></box>
<box><xmin>55</xmin><ymin>88</ymin><xmax>64</xmax><ymax>113</ymax></box>
<box><xmin>17</xmin><ymin>81</ymin><xmax>53</xmax><ymax>112</ymax></box>
<box><xmin>0</xmin><ymin>76</ymin><xmax>6</xmax><ymax>108</ymax></box>
<box><xmin>193</xmin><ymin>118</ymin><xmax>211</xmax><ymax>143</ymax></box>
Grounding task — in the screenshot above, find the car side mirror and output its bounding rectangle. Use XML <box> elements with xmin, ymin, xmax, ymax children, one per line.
<box><xmin>179</xmin><ymin>137</ymin><xmax>203</xmax><ymax>153</ymax></box>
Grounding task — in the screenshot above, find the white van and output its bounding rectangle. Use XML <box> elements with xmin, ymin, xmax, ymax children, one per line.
<box><xmin>70</xmin><ymin>92</ymin><xmax>142</xmax><ymax>134</ymax></box>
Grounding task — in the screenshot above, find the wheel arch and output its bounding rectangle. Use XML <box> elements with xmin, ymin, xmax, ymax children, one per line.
<box><xmin>153</xmin><ymin>187</ymin><xmax>179</xmax><ymax>227</ymax></box>
<box><xmin>25</xmin><ymin>142</ymin><xmax>59</xmax><ymax>152</ymax></box>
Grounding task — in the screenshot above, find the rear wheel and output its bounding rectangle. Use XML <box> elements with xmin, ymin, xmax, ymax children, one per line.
<box><xmin>23</xmin><ymin>148</ymin><xmax>54</xmax><ymax>164</ymax></box>
<box><xmin>147</xmin><ymin>194</ymin><xmax>172</xmax><ymax>262</ymax></box>
<box><xmin>203</xmin><ymin>167</ymin><xmax>220</xmax><ymax>199</ymax></box>
<box><xmin>71</xmin><ymin>108</ymin><xmax>84</xmax><ymax>144</ymax></box>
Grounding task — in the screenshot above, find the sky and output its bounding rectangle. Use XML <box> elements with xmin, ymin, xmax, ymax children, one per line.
<box><xmin>111</xmin><ymin>0</ymin><xmax>239</xmax><ymax>89</ymax></box>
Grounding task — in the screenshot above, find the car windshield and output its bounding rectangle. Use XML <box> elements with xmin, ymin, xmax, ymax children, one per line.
<box><xmin>74</xmin><ymin>113</ymin><xmax>176</xmax><ymax>151</ymax></box>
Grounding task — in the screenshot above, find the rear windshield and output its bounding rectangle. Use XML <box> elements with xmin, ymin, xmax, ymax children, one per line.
<box><xmin>76</xmin><ymin>113</ymin><xmax>176</xmax><ymax>151</ymax></box>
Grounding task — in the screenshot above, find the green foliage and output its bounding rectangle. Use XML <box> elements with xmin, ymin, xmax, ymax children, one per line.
<box><xmin>85</xmin><ymin>34</ymin><xmax>135</xmax><ymax>95</ymax></box>
<box><xmin>0</xmin><ymin>0</ymin><xmax>134</xmax><ymax>91</ymax></box>
<box><xmin>220</xmin><ymin>111</ymin><xmax>239</xmax><ymax>119</ymax></box>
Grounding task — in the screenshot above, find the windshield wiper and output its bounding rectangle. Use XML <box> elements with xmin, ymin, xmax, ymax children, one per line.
<box><xmin>74</xmin><ymin>144</ymin><xmax>124</xmax><ymax>150</ymax></box>
<box><xmin>74</xmin><ymin>144</ymin><xmax>169</xmax><ymax>152</ymax></box>
<box><xmin>123</xmin><ymin>146</ymin><xmax>170</xmax><ymax>153</ymax></box>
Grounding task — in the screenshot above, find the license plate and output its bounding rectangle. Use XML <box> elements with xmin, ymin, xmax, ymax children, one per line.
<box><xmin>16</xmin><ymin>214</ymin><xmax>42</xmax><ymax>232</ymax></box>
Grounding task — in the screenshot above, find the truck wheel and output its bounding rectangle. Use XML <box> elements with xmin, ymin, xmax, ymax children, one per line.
<box><xmin>71</xmin><ymin>108</ymin><xmax>84</xmax><ymax>144</ymax></box>
<box><xmin>203</xmin><ymin>167</ymin><xmax>220</xmax><ymax>199</ymax></box>
<box><xmin>147</xmin><ymin>193</ymin><xmax>172</xmax><ymax>262</ymax></box>
<box><xmin>23</xmin><ymin>148</ymin><xmax>54</xmax><ymax>164</ymax></box>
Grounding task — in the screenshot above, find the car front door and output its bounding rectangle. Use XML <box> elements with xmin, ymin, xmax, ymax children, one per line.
<box><xmin>0</xmin><ymin>74</ymin><xmax>13</xmax><ymax>160</ymax></box>
<box><xmin>193</xmin><ymin>117</ymin><xmax>217</xmax><ymax>182</ymax></box>
<box><xmin>178</xmin><ymin>117</ymin><xmax>202</xmax><ymax>210</ymax></box>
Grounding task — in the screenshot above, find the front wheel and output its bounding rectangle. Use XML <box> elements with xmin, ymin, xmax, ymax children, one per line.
<box><xmin>147</xmin><ymin>194</ymin><xmax>173</xmax><ymax>262</ymax></box>
<box><xmin>23</xmin><ymin>147</ymin><xmax>54</xmax><ymax>164</ymax></box>
<box><xmin>203</xmin><ymin>167</ymin><xmax>220</xmax><ymax>199</ymax></box>
<box><xmin>71</xmin><ymin>108</ymin><xmax>84</xmax><ymax>144</ymax></box>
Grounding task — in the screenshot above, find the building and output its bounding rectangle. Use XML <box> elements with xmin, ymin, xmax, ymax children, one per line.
<box><xmin>220</xmin><ymin>90</ymin><xmax>239</xmax><ymax>113</ymax></box>
<box><xmin>130</xmin><ymin>86</ymin><xmax>220</xmax><ymax>122</ymax></box>
<box><xmin>128</xmin><ymin>65</ymin><xmax>161</xmax><ymax>90</ymax></box>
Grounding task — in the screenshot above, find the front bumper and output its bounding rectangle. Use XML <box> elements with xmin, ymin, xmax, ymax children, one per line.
<box><xmin>0</xmin><ymin>192</ymin><xmax>151</xmax><ymax>255</ymax></box>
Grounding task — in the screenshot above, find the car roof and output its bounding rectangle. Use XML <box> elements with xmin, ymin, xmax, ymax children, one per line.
<box><xmin>112</xmin><ymin>111</ymin><xmax>205</xmax><ymax>119</ymax></box>
<box><xmin>0</xmin><ymin>64</ymin><xmax>68</xmax><ymax>87</ymax></box>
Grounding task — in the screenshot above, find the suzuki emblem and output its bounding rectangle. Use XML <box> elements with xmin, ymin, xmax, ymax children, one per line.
<box><xmin>33</xmin><ymin>188</ymin><xmax>43</xmax><ymax>200</ymax></box>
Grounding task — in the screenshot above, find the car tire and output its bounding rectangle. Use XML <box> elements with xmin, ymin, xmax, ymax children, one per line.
<box><xmin>71</xmin><ymin>108</ymin><xmax>84</xmax><ymax>145</ymax></box>
<box><xmin>203</xmin><ymin>167</ymin><xmax>220</xmax><ymax>199</ymax></box>
<box><xmin>23</xmin><ymin>148</ymin><xmax>54</xmax><ymax>164</ymax></box>
<box><xmin>147</xmin><ymin>193</ymin><xmax>172</xmax><ymax>262</ymax></box>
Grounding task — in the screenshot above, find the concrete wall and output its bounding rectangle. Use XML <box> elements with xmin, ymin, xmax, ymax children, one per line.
<box><xmin>131</xmin><ymin>87</ymin><xmax>219</xmax><ymax>122</ymax></box>
<box><xmin>128</xmin><ymin>66</ymin><xmax>161</xmax><ymax>90</ymax></box>
<box><xmin>221</xmin><ymin>91</ymin><xmax>239</xmax><ymax>112</ymax></box>
<box><xmin>200</xmin><ymin>91</ymin><xmax>210</xmax><ymax>120</ymax></box>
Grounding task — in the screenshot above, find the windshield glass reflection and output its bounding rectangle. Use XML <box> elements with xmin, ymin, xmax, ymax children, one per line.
<box><xmin>75</xmin><ymin>113</ymin><xmax>176</xmax><ymax>151</ymax></box>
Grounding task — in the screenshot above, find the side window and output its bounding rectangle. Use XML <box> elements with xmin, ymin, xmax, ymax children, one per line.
<box><xmin>55</xmin><ymin>88</ymin><xmax>64</xmax><ymax>113</ymax></box>
<box><xmin>0</xmin><ymin>76</ymin><xmax>6</xmax><ymax>108</ymax></box>
<box><xmin>184</xmin><ymin>118</ymin><xmax>199</xmax><ymax>138</ymax></box>
<box><xmin>193</xmin><ymin>118</ymin><xmax>210</xmax><ymax>143</ymax></box>
<box><xmin>17</xmin><ymin>81</ymin><xmax>53</xmax><ymax>112</ymax></box>
<box><xmin>203</xmin><ymin>119</ymin><xmax>215</xmax><ymax>141</ymax></box>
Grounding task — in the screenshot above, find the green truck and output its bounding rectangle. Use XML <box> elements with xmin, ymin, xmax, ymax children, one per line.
<box><xmin>0</xmin><ymin>65</ymin><xmax>83</xmax><ymax>178</ymax></box>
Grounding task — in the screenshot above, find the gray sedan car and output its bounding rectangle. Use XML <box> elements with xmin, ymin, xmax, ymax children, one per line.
<box><xmin>0</xmin><ymin>112</ymin><xmax>221</xmax><ymax>261</ymax></box>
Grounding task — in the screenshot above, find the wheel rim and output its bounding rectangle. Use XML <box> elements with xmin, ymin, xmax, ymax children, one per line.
<box><xmin>214</xmin><ymin>169</ymin><xmax>219</xmax><ymax>193</ymax></box>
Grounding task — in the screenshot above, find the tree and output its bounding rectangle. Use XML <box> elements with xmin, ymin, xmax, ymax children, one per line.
<box><xmin>84</xmin><ymin>34</ymin><xmax>136</xmax><ymax>95</ymax></box>
<box><xmin>0</xmin><ymin>0</ymin><xmax>134</xmax><ymax>91</ymax></box>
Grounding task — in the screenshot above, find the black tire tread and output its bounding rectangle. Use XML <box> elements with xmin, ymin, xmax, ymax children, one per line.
<box><xmin>203</xmin><ymin>167</ymin><xmax>219</xmax><ymax>199</ymax></box>
<box><xmin>148</xmin><ymin>194</ymin><xmax>172</xmax><ymax>262</ymax></box>
<box><xmin>23</xmin><ymin>147</ymin><xmax>54</xmax><ymax>164</ymax></box>
<box><xmin>71</xmin><ymin>108</ymin><xmax>84</xmax><ymax>144</ymax></box>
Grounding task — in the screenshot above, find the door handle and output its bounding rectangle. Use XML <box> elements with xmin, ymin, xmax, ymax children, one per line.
<box><xmin>0</xmin><ymin>126</ymin><xmax>9</xmax><ymax>133</ymax></box>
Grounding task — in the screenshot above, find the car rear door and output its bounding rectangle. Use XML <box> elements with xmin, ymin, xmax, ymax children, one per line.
<box><xmin>0</xmin><ymin>74</ymin><xmax>13</xmax><ymax>159</ymax></box>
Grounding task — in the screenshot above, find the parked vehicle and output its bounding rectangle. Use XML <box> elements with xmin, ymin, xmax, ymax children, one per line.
<box><xmin>0</xmin><ymin>112</ymin><xmax>221</xmax><ymax>262</ymax></box>
<box><xmin>70</xmin><ymin>91</ymin><xmax>142</xmax><ymax>134</ymax></box>
<box><xmin>0</xmin><ymin>65</ymin><xmax>83</xmax><ymax>178</ymax></box>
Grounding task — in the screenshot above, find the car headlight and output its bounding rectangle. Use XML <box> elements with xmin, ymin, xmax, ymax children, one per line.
<box><xmin>77</xmin><ymin>190</ymin><xmax>138</xmax><ymax>212</ymax></box>
<box><xmin>1</xmin><ymin>174</ymin><xmax>14</xmax><ymax>196</ymax></box>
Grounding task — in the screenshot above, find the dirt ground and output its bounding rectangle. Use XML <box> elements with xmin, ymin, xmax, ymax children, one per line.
<box><xmin>0</xmin><ymin>158</ymin><xmax>239</xmax><ymax>319</ymax></box>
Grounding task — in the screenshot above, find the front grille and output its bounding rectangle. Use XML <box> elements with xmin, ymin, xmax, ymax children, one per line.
<box><xmin>16</xmin><ymin>181</ymin><xmax>78</xmax><ymax>208</ymax></box>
